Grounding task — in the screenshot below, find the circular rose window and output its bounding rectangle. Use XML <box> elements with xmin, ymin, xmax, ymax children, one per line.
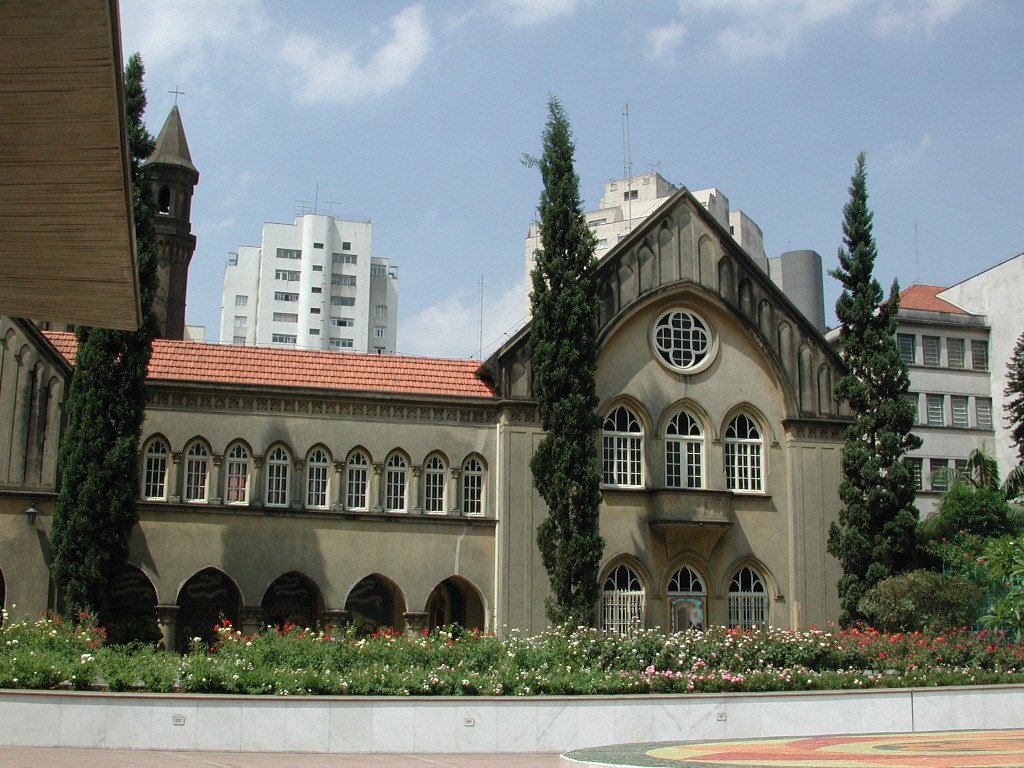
<box><xmin>652</xmin><ymin>309</ymin><xmax>715</xmax><ymax>372</ymax></box>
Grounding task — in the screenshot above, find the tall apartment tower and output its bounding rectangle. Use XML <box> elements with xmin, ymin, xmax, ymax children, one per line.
<box><xmin>144</xmin><ymin>105</ymin><xmax>199</xmax><ymax>339</ymax></box>
<box><xmin>524</xmin><ymin>172</ymin><xmax>825</xmax><ymax>331</ymax></box>
<box><xmin>221</xmin><ymin>214</ymin><xmax>399</xmax><ymax>353</ymax></box>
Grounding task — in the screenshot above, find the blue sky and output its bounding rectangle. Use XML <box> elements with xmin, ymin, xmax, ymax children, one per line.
<box><xmin>120</xmin><ymin>0</ymin><xmax>1024</xmax><ymax>358</ymax></box>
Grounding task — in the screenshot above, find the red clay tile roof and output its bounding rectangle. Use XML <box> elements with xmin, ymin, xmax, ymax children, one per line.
<box><xmin>898</xmin><ymin>284</ymin><xmax>969</xmax><ymax>315</ymax></box>
<box><xmin>42</xmin><ymin>332</ymin><xmax>497</xmax><ymax>398</ymax></box>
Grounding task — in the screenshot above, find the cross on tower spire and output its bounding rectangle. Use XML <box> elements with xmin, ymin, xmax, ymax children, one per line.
<box><xmin>168</xmin><ymin>85</ymin><xmax>185</xmax><ymax>105</ymax></box>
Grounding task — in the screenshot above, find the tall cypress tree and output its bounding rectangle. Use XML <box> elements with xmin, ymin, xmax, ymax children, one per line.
<box><xmin>1006</xmin><ymin>331</ymin><xmax>1024</xmax><ymax>464</ymax></box>
<box><xmin>50</xmin><ymin>53</ymin><xmax>158</xmax><ymax>619</ymax></box>
<box><xmin>528</xmin><ymin>97</ymin><xmax>604</xmax><ymax>627</ymax></box>
<box><xmin>826</xmin><ymin>152</ymin><xmax>921</xmax><ymax>624</ymax></box>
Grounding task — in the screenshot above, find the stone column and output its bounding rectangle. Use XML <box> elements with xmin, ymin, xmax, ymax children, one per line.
<box><xmin>210</xmin><ymin>454</ymin><xmax>224</xmax><ymax>505</ymax></box>
<box><xmin>155</xmin><ymin>604</ymin><xmax>180</xmax><ymax>651</ymax></box>
<box><xmin>370</xmin><ymin>462</ymin><xmax>384</xmax><ymax>513</ymax></box>
<box><xmin>331</xmin><ymin>460</ymin><xmax>346</xmax><ymax>510</ymax></box>
<box><xmin>8</xmin><ymin>353</ymin><xmax>34</xmax><ymax>483</ymax></box>
<box><xmin>168</xmin><ymin>451</ymin><xmax>183</xmax><ymax>502</ymax></box>
<box><xmin>409</xmin><ymin>465</ymin><xmax>423</xmax><ymax>514</ymax></box>
<box><xmin>322</xmin><ymin>608</ymin><xmax>351</xmax><ymax>630</ymax></box>
<box><xmin>239</xmin><ymin>606</ymin><xmax>265</xmax><ymax>637</ymax></box>
<box><xmin>448</xmin><ymin>467</ymin><xmax>462</xmax><ymax>515</ymax></box>
<box><xmin>251</xmin><ymin>455</ymin><xmax>265</xmax><ymax>505</ymax></box>
<box><xmin>291</xmin><ymin>458</ymin><xmax>305</xmax><ymax>509</ymax></box>
<box><xmin>403</xmin><ymin>611</ymin><xmax>429</xmax><ymax>639</ymax></box>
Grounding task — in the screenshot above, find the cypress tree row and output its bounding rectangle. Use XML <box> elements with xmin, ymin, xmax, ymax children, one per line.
<box><xmin>528</xmin><ymin>97</ymin><xmax>604</xmax><ymax>627</ymax></box>
<box><xmin>826</xmin><ymin>152</ymin><xmax>922</xmax><ymax>624</ymax></box>
<box><xmin>50</xmin><ymin>53</ymin><xmax>159</xmax><ymax>619</ymax></box>
<box><xmin>1006</xmin><ymin>331</ymin><xmax>1024</xmax><ymax>464</ymax></box>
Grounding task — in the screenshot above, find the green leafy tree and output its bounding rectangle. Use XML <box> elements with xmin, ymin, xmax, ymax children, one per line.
<box><xmin>50</xmin><ymin>53</ymin><xmax>158</xmax><ymax>620</ymax></box>
<box><xmin>526</xmin><ymin>96</ymin><xmax>604</xmax><ymax>627</ymax></box>
<box><xmin>1006</xmin><ymin>331</ymin><xmax>1024</xmax><ymax>468</ymax></box>
<box><xmin>858</xmin><ymin>569</ymin><xmax>982</xmax><ymax>632</ymax></box>
<box><xmin>827</xmin><ymin>152</ymin><xmax>922</xmax><ymax>624</ymax></box>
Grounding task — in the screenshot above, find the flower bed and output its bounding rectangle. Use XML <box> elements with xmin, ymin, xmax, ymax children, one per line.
<box><xmin>2</xmin><ymin>610</ymin><xmax>1024</xmax><ymax>696</ymax></box>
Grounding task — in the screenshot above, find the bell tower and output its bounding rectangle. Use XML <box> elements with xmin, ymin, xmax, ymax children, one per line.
<box><xmin>143</xmin><ymin>105</ymin><xmax>199</xmax><ymax>339</ymax></box>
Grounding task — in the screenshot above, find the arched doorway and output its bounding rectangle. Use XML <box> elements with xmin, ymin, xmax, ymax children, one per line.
<box><xmin>176</xmin><ymin>568</ymin><xmax>241</xmax><ymax>651</ymax></box>
<box><xmin>426</xmin><ymin>576</ymin><xmax>485</xmax><ymax>632</ymax></box>
<box><xmin>105</xmin><ymin>565</ymin><xmax>160</xmax><ymax>644</ymax></box>
<box><xmin>261</xmin><ymin>572</ymin><xmax>323</xmax><ymax>630</ymax></box>
<box><xmin>344</xmin><ymin>574</ymin><xmax>406</xmax><ymax>635</ymax></box>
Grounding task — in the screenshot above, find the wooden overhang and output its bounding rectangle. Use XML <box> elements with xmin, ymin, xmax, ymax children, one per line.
<box><xmin>0</xmin><ymin>0</ymin><xmax>141</xmax><ymax>330</ymax></box>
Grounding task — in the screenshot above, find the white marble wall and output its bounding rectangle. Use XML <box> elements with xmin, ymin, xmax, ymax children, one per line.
<box><xmin>0</xmin><ymin>686</ymin><xmax>1021</xmax><ymax>753</ymax></box>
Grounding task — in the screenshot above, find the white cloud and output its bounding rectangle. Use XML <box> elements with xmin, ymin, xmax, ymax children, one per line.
<box><xmin>673</xmin><ymin>0</ymin><xmax>971</xmax><ymax>62</ymax></box>
<box><xmin>645</xmin><ymin>21</ymin><xmax>688</xmax><ymax>65</ymax></box>
<box><xmin>400</xmin><ymin>281</ymin><xmax>528</xmax><ymax>358</ymax></box>
<box><xmin>494</xmin><ymin>0</ymin><xmax>579</xmax><ymax>27</ymax></box>
<box><xmin>887</xmin><ymin>132</ymin><xmax>932</xmax><ymax>166</ymax></box>
<box><xmin>278</xmin><ymin>5</ymin><xmax>432</xmax><ymax>105</ymax></box>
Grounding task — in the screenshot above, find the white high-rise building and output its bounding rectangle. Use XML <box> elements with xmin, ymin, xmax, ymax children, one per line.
<box><xmin>524</xmin><ymin>172</ymin><xmax>825</xmax><ymax>331</ymax></box>
<box><xmin>221</xmin><ymin>214</ymin><xmax>399</xmax><ymax>353</ymax></box>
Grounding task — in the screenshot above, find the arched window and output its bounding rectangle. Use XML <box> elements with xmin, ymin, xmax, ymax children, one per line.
<box><xmin>306</xmin><ymin>447</ymin><xmax>330</xmax><ymax>509</ymax></box>
<box><xmin>157</xmin><ymin>185</ymin><xmax>171</xmax><ymax>214</ymax></box>
<box><xmin>462</xmin><ymin>457</ymin><xmax>485</xmax><ymax>516</ymax></box>
<box><xmin>346</xmin><ymin>450</ymin><xmax>369</xmax><ymax>510</ymax></box>
<box><xmin>184</xmin><ymin>441</ymin><xmax>210</xmax><ymax>502</ymax></box>
<box><xmin>225</xmin><ymin>443</ymin><xmax>251</xmax><ymax>505</ymax></box>
<box><xmin>602</xmin><ymin>406</ymin><xmax>643</xmax><ymax>487</ymax></box>
<box><xmin>142</xmin><ymin>438</ymin><xmax>169</xmax><ymax>500</ymax></box>
<box><xmin>385</xmin><ymin>453</ymin><xmax>408</xmax><ymax>512</ymax></box>
<box><xmin>725</xmin><ymin>413</ymin><xmax>763</xmax><ymax>492</ymax></box>
<box><xmin>665</xmin><ymin>410</ymin><xmax>704</xmax><ymax>489</ymax></box>
<box><xmin>728</xmin><ymin>566</ymin><xmax>767</xmax><ymax>630</ymax></box>
<box><xmin>601</xmin><ymin>563</ymin><xmax>645</xmax><ymax>633</ymax></box>
<box><xmin>266</xmin><ymin>446</ymin><xmax>291</xmax><ymax>507</ymax></box>
<box><xmin>667</xmin><ymin>565</ymin><xmax>706</xmax><ymax>631</ymax></box>
<box><xmin>423</xmin><ymin>454</ymin><xmax>447</xmax><ymax>514</ymax></box>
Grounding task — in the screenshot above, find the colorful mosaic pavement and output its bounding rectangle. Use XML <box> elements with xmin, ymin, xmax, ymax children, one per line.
<box><xmin>561</xmin><ymin>730</ymin><xmax>1024</xmax><ymax>768</ymax></box>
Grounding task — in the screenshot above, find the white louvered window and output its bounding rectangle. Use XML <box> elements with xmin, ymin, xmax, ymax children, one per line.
<box><xmin>922</xmin><ymin>336</ymin><xmax>940</xmax><ymax>367</ymax></box>
<box><xmin>977</xmin><ymin>398</ymin><xmax>993</xmax><ymax>429</ymax></box>
<box><xmin>666</xmin><ymin>411</ymin><xmax>704</xmax><ymax>489</ymax></box>
<box><xmin>951</xmin><ymin>396</ymin><xmax>969</xmax><ymax>428</ymax></box>
<box><xmin>725</xmin><ymin>414</ymin><xmax>763</xmax><ymax>492</ymax></box>
<box><xmin>926</xmin><ymin>394</ymin><xmax>945</xmax><ymax>426</ymax></box>
<box><xmin>728</xmin><ymin>567</ymin><xmax>767</xmax><ymax>630</ymax></box>
<box><xmin>266</xmin><ymin>446</ymin><xmax>290</xmax><ymax>507</ymax></box>
<box><xmin>602</xmin><ymin>406</ymin><xmax>643</xmax><ymax>487</ymax></box>
<box><xmin>602</xmin><ymin>564</ymin><xmax>645</xmax><ymax>633</ymax></box>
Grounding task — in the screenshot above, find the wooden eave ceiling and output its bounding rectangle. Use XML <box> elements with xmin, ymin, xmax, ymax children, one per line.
<box><xmin>0</xmin><ymin>0</ymin><xmax>141</xmax><ymax>330</ymax></box>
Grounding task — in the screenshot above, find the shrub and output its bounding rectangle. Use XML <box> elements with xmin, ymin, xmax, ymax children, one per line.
<box><xmin>933</xmin><ymin>484</ymin><xmax>1013</xmax><ymax>540</ymax></box>
<box><xmin>858</xmin><ymin>569</ymin><xmax>982</xmax><ymax>631</ymax></box>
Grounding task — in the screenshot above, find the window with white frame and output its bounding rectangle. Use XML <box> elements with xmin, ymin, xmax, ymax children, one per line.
<box><xmin>225</xmin><ymin>443</ymin><xmax>250</xmax><ymax>504</ymax></box>
<box><xmin>271</xmin><ymin>334</ymin><xmax>297</xmax><ymax>344</ymax></box>
<box><xmin>423</xmin><ymin>454</ymin><xmax>447</xmax><ymax>513</ymax></box>
<box><xmin>234</xmin><ymin>294</ymin><xmax>248</xmax><ymax>307</ymax></box>
<box><xmin>306</xmin><ymin>448</ymin><xmax>330</xmax><ymax>508</ymax></box>
<box><xmin>374</xmin><ymin>305</ymin><xmax>387</xmax><ymax>318</ymax></box>
<box><xmin>276</xmin><ymin>248</ymin><xmax>301</xmax><ymax>259</ymax></box>
<box><xmin>330</xmin><ymin>338</ymin><xmax>355</xmax><ymax>349</ymax></box>
<box><xmin>272</xmin><ymin>312</ymin><xmax>298</xmax><ymax>323</ymax></box>
<box><xmin>331</xmin><ymin>274</ymin><xmax>356</xmax><ymax>286</ymax></box>
<box><xmin>275</xmin><ymin>269</ymin><xmax>300</xmax><ymax>281</ymax></box>
<box><xmin>652</xmin><ymin>309</ymin><xmax>712</xmax><ymax>372</ymax></box>
<box><xmin>602</xmin><ymin>564</ymin><xmax>645</xmax><ymax>633</ymax></box>
<box><xmin>232</xmin><ymin>335</ymin><xmax>246</xmax><ymax>345</ymax></box>
<box><xmin>971</xmin><ymin>340</ymin><xmax>989</xmax><ymax>371</ymax></box>
<box><xmin>274</xmin><ymin>292</ymin><xmax>299</xmax><ymax>302</ymax></box>
<box><xmin>951</xmin><ymin>396</ymin><xmax>969</xmax><ymax>428</ymax></box>
<box><xmin>922</xmin><ymin>336</ymin><xmax>940</xmax><ymax>367</ymax></box>
<box><xmin>371</xmin><ymin>264</ymin><xmax>387</xmax><ymax>278</ymax></box>
<box><xmin>233</xmin><ymin>315</ymin><xmax>247</xmax><ymax>327</ymax></box>
<box><xmin>266</xmin><ymin>446</ymin><xmax>290</xmax><ymax>507</ymax></box>
<box><xmin>462</xmin><ymin>457</ymin><xmax>484</xmax><ymax>515</ymax></box>
<box><xmin>374</xmin><ymin>326</ymin><xmax>387</xmax><ymax>339</ymax></box>
<box><xmin>905</xmin><ymin>392</ymin><xmax>919</xmax><ymax>423</ymax></box>
<box><xmin>947</xmin><ymin>338</ymin><xmax>965</xmax><ymax>369</ymax></box>
<box><xmin>345</xmin><ymin>451</ymin><xmax>369</xmax><ymax>509</ymax></box>
<box><xmin>926</xmin><ymin>394</ymin><xmax>945</xmax><ymax>426</ymax></box>
<box><xmin>183</xmin><ymin>441</ymin><xmax>210</xmax><ymax>502</ymax></box>
<box><xmin>725</xmin><ymin>414</ymin><xmax>763</xmax><ymax>492</ymax></box>
<box><xmin>728</xmin><ymin>566</ymin><xmax>767</xmax><ymax>630</ymax></box>
<box><xmin>332</xmin><ymin>253</ymin><xmax>357</xmax><ymax>264</ymax></box>
<box><xmin>602</xmin><ymin>406</ymin><xmax>643</xmax><ymax>487</ymax></box>
<box><xmin>385</xmin><ymin>453</ymin><xmax>408</xmax><ymax>512</ymax></box>
<box><xmin>142</xmin><ymin>438</ymin><xmax>169</xmax><ymax>499</ymax></box>
<box><xmin>330</xmin><ymin>317</ymin><xmax>354</xmax><ymax>327</ymax></box>
<box><xmin>930</xmin><ymin>458</ymin><xmax>950</xmax><ymax>491</ymax></box>
<box><xmin>667</xmin><ymin>566</ymin><xmax>706</xmax><ymax>631</ymax></box>
<box><xmin>665</xmin><ymin>410</ymin><xmax>704</xmax><ymax>489</ymax></box>
<box><xmin>896</xmin><ymin>333</ymin><xmax>915</xmax><ymax>365</ymax></box>
<box><xmin>331</xmin><ymin>296</ymin><xmax>356</xmax><ymax>306</ymax></box>
<box><xmin>976</xmin><ymin>398</ymin><xmax>993</xmax><ymax>429</ymax></box>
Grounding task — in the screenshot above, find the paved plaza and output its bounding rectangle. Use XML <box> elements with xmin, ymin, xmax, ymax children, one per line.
<box><xmin>562</xmin><ymin>730</ymin><xmax>1024</xmax><ymax>767</ymax></box>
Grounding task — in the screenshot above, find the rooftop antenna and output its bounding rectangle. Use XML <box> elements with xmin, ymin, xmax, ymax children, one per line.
<box><xmin>322</xmin><ymin>197</ymin><xmax>340</xmax><ymax>218</ymax></box>
<box><xmin>914</xmin><ymin>223</ymin><xmax>920</xmax><ymax>284</ymax></box>
<box><xmin>314</xmin><ymin>183</ymin><xmax>319</xmax><ymax>214</ymax></box>
<box><xmin>478</xmin><ymin>275</ymin><xmax>484</xmax><ymax>360</ymax></box>
<box><xmin>622</xmin><ymin>102</ymin><xmax>633</xmax><ymax>232</ymax></box>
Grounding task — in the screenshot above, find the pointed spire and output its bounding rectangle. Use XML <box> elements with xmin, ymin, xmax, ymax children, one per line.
<box><xmin>144</xmin><ymin>105</ymin><xmax>197</xmax><ymax>173</ymax></box>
